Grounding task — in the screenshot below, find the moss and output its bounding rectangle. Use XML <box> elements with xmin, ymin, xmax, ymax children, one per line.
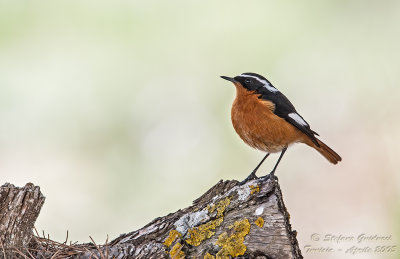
<box><xmin>215</xmin><ymin>219</ymin><xmax>251</xmax><ymax>258</ymax></box>
<box><xmin>254</xmin><ymin>217</ymin><xmax>264</xmax><ymax>228</ymax></box>
<box><xmin>203</xmin><ymin>252</ymin><xmax>216</xmax><ymax>259</ymax></box>
<box><xmin>249</xmin><ymin>185</ymin><xmax>260</xmax><ymax>194</ymax></box>
<box><xmin>169</xmin><ymin>242</ymin><xmax>185</xmax><ymax>259</ymax></box>
<box><xmin>186</xmin><ymin>197</ymin><xmax>231</xmax><ymax>246</ymax></box>
<box><xmin>164</xmin><ymin>230</ymin><xmax>182</xmax><ymax>247</ymax></box>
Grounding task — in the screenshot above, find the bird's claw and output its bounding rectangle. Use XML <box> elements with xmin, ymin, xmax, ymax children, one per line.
<box><xmin>260</xmin><ymin>172</ymin><xmax>278</xmax><ymax>182</ymax></box>
<box><xmin>239</xmin><ymin>171</ymin><xmax>259</xmax><ymax>185</ymax></box>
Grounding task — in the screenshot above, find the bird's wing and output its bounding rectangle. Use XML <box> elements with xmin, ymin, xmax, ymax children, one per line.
<box><xmin>259</xmin><ymin>91</ymin><xmax>320</xmax><ymax>147</ymax></box>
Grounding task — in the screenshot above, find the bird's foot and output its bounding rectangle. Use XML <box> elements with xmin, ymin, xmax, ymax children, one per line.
<box><xmin>260</xmin><ymin>172</ymin><xmax>278</xmax><ymax>182</ymax></box>
<box><xmin>239</xmin><ymin>171</ymin><xmax>259</xmax><ymax>185</ymax></box>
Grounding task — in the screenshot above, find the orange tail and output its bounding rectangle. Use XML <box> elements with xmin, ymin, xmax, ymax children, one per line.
<box><xmin>313</xmin><ymin>139</ymin><xmax>342</xmax><ymax>164</ymax></box>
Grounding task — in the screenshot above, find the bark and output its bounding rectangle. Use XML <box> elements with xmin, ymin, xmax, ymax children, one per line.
<box><xmin>1</xmin><ymin>179</ymin><xmax>303</xmax><ymax>259</ymax></box>
<box><xmin>0</xmin><ymin>183</ymin><xmax>45</xmax><ymax>258</ymax></box>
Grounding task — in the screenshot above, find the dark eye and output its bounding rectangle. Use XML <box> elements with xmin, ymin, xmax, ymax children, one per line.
<box><xmin>245</xmin><ymin>79</ymin><xmax>251</xmax><ymax>84</ymax></box>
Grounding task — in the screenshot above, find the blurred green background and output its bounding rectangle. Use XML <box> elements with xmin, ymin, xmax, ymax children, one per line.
<box><xmin>1</xmin><ymin>1</ymin><xmax>399</xmax><ymax>258</ymax></box>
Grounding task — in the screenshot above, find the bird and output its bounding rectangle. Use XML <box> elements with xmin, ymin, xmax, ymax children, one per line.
<box><xmin>221</xmin><ymin>72</ymin><xmax>341</xmax><ymax>183</ymax></box>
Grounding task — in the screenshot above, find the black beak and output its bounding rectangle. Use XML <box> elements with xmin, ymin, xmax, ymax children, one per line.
<box><xmin>220</xmin><ymin>76</ymin><xmax>236</xmax><ymax>83</ymax></box>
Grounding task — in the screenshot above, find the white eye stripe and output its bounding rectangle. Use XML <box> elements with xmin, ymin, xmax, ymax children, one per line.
<box><xmin>288</xmin><ymin>113</ymin><xmax>308</xmax><ymax>126</ymax></box>
<box><xmin>239</xmin><ymin>74</ymin><xmax>279</xmax><ymax>93</ymax></box>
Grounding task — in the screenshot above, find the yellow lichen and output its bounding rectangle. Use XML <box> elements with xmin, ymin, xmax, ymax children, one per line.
<box><xmin>215</xmin><ymin>219</ymin><xmax>251</xmax><ymax>258</ymax></box>
<box><xmin>207</xmin><ymin>203</ymin><xmax>216</xmax><ymax>214</ymax></box>
<box><xmin>169</xmin><ymin>242</ymin><xmax>185</xmax><ymax>259</ymax></box>
<box><xmin>186</xmin><ymin>197</ymin><xmax>231</xmax><ymax>246</ymax></box>
<box><xmin>185</xmin><ymin>218</ymin><xmax>223</xmax><ymax>246</ymax></box>
<box><xmin>203</xmin><ymin>252</ymin><xmax>216</xmax><ymax>259</ymax></box>
<box><xmin>164</xmin><ymin>230</ymin><xmax>182</xmax><ymax>247</ymax></box>
<box><xmin>254</xmin><ymin>217</ymin><xmax>264</xmax><ymax>228</ymax></box>
<box><xmin>249</xmin><ymin>185</ymin><xmax>260</xmax><ymax>194</ymax></box>
<box><xmin>208</xmin><ymin>197</ymin><xmax>231</xmax><ymax>216</ymax></box>
<box><xmin>216</xmin><ymin>197</ymin><xmax>231</xmax><ymax>217</ymax></box>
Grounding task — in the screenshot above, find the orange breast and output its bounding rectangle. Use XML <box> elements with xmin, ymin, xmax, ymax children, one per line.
<box><xmin>231</xmin><ymin>85</ymin><xmax>306</xmax><ymax>153</ymax></box>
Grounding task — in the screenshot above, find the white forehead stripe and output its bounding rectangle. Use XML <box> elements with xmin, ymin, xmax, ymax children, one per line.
<box><xmin>288</xmin><ymin>113</ymin><xmax>308</xmax><ymax>126</ymax></box>
<box><xmin>240</xmin><ymin>74</ymin><xmax>279</xmax><ymax>93</ymax></box>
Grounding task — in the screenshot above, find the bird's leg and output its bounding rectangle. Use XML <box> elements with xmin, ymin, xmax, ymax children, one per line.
<box><xmin>261</xmin><ymin>147</ymin><xmax>287</xmax><ymax>181</ymax></box>
<box><xmin>240</xmin><ymin>153</ymin><xmax>270</xmax><ymax>185</ymax></box>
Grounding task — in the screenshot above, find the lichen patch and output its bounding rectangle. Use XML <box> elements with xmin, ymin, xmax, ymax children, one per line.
<box><xmin>203</xmin><ymin>252</ymin><xmax>215</xmax><ymax>259</ymax></box>
<box><xmin>169</xmin><ymin>242</ymin><xmax>185</xmax><ymax>259</ymax></box>
<box><xmin>216</xmin><ymin>197</ymin><xmax>231</xmax><ymax>217</ymax></box>
<box><xmin>185</xmin><ymin>218</ymin><xmax>223</xmax><ymax>246</ymax></box>
<box><xmin>215</xmin><ymin>218</ymin><xmax>251</xmax><ymax>258</ymax></box>
<box><xmin>249</xmin><ymin>185</ymin><xmax>260</xmax><ymax>194</ymax></box>
<box><xmin>174</xmin><ymin>209</ymin><xmax>210</xmax><ymax>236</ymax></box>
<box><xmin>185</xmin><ymin>197</ymin><xmax>231</xmax><ymax>247</ymax></box>
<box><xmin>255</xmin><ymin>217</ymin><xmax>264</xmax><ymax>228</ymax></box>
<box><xmin>236</xmin><ymin>183</ymin><xmax>252</xmax><ymax>201</ymax></box>
<box><xmin>163</xmin><ymin>230</ymin><xmax>182</xmax><ymax>247</ymax></box>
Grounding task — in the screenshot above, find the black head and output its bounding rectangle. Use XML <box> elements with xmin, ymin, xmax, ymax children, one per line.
<box><xmin>220</xmin><ymin>73</ymin><xmax>278</xmax><ymax>93</ymax></box>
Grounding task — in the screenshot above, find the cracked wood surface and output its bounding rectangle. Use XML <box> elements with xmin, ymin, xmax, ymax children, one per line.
<box><xmin>0</xmin><ymin>183</ymin><xmax>45</xmax><ymax>256</ymax></box>
<box><xmin>1</xmin><ymin>179</ymin><xmax>302</xmax><ymax>259</ymax></box>
<box><xmin>82</xmin><ymin>178</ymin><xmax>302</xmax><ymax>258</ymax></box>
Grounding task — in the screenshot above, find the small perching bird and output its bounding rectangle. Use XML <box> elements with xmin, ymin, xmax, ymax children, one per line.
<box><xmin>221</xmin><ymin>73</ymin><xmax>341</xmax><ymax>183</ymax></box>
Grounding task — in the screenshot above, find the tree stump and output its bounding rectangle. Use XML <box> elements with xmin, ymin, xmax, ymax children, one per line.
<box><xmin>1</xmin><ymin>178</ymin><xmax>302</xmax><ymax>258</ymax></box>
<box><xmin>0</xmin><ymin>183</ymin><xmax>45</xmax><ymax>257</ymax></box>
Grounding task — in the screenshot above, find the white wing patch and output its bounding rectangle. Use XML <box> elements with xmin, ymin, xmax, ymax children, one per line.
<box><xmin>240</xmin><ymin>74</ymin><xmax>279</xmax><ymax>93</ymax></box>
<box><xmin>288</xmin><ymin>113</ymin><xmax>308</xmax><ymax>126</ymax></box>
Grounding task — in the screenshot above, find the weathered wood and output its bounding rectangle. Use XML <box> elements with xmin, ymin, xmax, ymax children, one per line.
<box><xmin>3</xmin><ymin>179</ymin><xmax>303</xmax><ymax>258</ymax></box>
<box><xmin>96</xmin><ymin>178</ymin><xmax>302</xmax><ymax>259</ymax></box>
<box><xmin>0</xmin><ymin>183</ymin><xmax>45</xmax><ymax>257</ymax></box>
